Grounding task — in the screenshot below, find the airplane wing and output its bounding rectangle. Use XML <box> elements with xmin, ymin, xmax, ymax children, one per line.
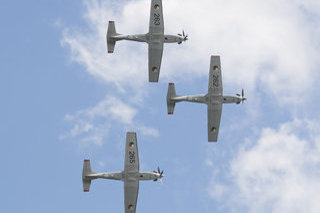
<box><xmin>207</xmin><ymin>104</ymin><xmax>222</xmax><ymax>142</ymax></box>
<box><xmin>149</xmin><ymin>0</ymin><xmax>164</xmax><ymax>34</ymax></box>
<box><xmin>148</xmin><ymin>42</ymin><xmax>163</xmax><ymax>82</ymax></box>
<box><xmin>124</xmin><ymin>132</ymin><xmax>139</xmax><ymax>172</ymax></box>
<box><xmin>207</xmin><ymin>55</ymin><xmax>223</xmax><ymax>142</ymax></box>
<box><xmin>208</xmin><ymin>55</ymin><xmax>223</xmax><ymax>95</ymax></box>
<box><xmin>124</xmin><ymin>180</ymin><xmax>139</xmax><ymax>213</ymax></box>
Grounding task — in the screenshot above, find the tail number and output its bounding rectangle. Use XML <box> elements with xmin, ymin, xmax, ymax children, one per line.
<box><xmin>129</xmin><ymin>151</ymin><xmax>135</xmax><ymax>164</ymax></box>
<box><xmin>153</xmin><ymin>13</ymin><xmax>160</xmax><ymax>25</ymax></box>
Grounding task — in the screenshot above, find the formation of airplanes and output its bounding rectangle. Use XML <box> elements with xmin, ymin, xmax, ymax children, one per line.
<box><xmin>83</xmin><ymin>0</ymin><xmax>247</xmax><ymax>212</ymax></box>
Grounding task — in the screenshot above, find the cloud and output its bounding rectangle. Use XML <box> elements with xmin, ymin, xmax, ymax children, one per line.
<box><xmin>59</xmin><ymin>1</ymin><xmax>320</xmax><ymax>210</ymax></box>
<box><xmin>166</xmin><ymin>0</ymin><xmax>320</xmax><ymax>105</ymax></box>
<box><xmin>208</xmin><ymin>119</ymin><xmax>320</xmax><ymax>213</ymax></box>
<box><xmin>61</xmin><ymin>0</ymin><xmax>151</xmax><ymax>100</ymax></box>
<box><xmin>63</xmin><ymin>0</ymin><xmax>320</xmax><ymax>106</ymax></box>
<box><xmin>60</xmin><ymin>0</ymin><xmax>162</xmax><ymax>145</ymax></box>
<box><xmin>60</xmin><ymin>96</ymin><xmax>159</xmax><ymax>146</ymax></box>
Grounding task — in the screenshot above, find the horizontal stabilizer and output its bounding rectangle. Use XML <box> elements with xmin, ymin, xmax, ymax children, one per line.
<box><xmin>106</xmin><ymin>21</ymin><xmax>117</xmax><ymax>53</ymax></box>
<box><xmin>167</xmin><ymin>83</ymin><xmax>177</xmax><ymax>114</ymax></box>
<box><xmin>82</xmin><ymin>159</ymin><xmax>94</xmax><ymax>192</ymax></box>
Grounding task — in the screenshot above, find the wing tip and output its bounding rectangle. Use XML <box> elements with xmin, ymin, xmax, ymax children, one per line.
<box><xmin>148</xmin><ymin>75</ymin><xmax>159</xmax><ymax>82</ymax></box>
<box><xmin>127</xmin><ymin>131</ymin><xmax>136</xmax><ymax>134</ymax></box>
<box><xmin>83</xmin><ymin>189</ymin><xmax>89</xmax><ymax>192</ymax></box>
<box><xmin>108</xmin><ymin>20</ymin><xmax>114</xmax><ymax>23</ymax></box>
<box><xmin>208</xmin><ymin>135</ymin><xmax>218</xmax><ymax>142</ymax></box>
<box><xmin>84</xmin><ymin>159</ymin><xmax>90</xmax><ymax>162</ymax></box>
<box><xmin>169</xmin><ymin>82</ymin><xmax>174</xmax><ymax>85</ymax></box>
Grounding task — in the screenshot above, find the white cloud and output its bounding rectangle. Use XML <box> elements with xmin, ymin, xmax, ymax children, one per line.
<box><xmin>164</xmin><ymin>0</ymin><xmax>320</xmax><ymax>105</ymax></box>
<box><xmin>60</xmin><ymin>96</ymin><xmax>159</xmax><ymax>146</ymax></box>
<box><xmin>60</xmin><ymin>0</ymin><xmax>320</xmax><ymax>145</ymax></box>
<box><xmin>208</xmin><ymin>119</ymin><xmax>320</xmax><ymax>213</ymax></box>
<box><xmin>58</xmin><ymin>2</ymin><xmax>320</xmax><ymax>213</ymax></box>
<box><xmin>65</xmin><ymin>0</ymin><xmax>320</xmax><ymax>102</ymax></box>
<box><xmin>61</xmin><ymin>0</ymin><xmax>151</xmax><ymax>100</ymax></box>
<box><xmin>59</xmin><ymin>1</ymin><xmax>320</xmax><ymax>210</ymax></box>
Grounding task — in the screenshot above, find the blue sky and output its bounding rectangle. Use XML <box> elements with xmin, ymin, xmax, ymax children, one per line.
<box><xmin>2</xmin><ymin>0</ymin><xmax>320</xmax><ymax>212</ymax></box>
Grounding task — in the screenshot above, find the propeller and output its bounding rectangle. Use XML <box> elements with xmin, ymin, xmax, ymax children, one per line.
<box><xmin>236</xmin><ymin>89</ymin><xmax>246</xmax><ymax>104</ymax></box>
<box><xmin>241</xmin><ymin>89</ymin><xmax>246</xmax><ymax>103</ymax></box>
<box><xmin>157</xmin><ymin>167</ymin><xmax>164</xmax><ymax>178</ymax></box>
<box><xmin>182</xmin><ymin>30</ymin><xmax>188</xmax><ymax>41</ymax></box>
<box><xmin>153</xmin><ymin>167</ymin><xmax>164</xmax><ymax>181</ymax></box>
<box><xmin>178</xmin><ymin>30</ymin><xmax>188</xmax><ymax>44</ymax></box>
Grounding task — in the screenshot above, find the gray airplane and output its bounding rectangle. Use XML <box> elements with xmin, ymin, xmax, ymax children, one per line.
<box><xmin>167</xmin><ymin>56</ymin><xmax>247</xmax><ymax>142</ymax></box>
<box><xmin>82</xmin><ymin>132</ymin><xmax>163</xmax><ymax>213</ymax></box>
<box><xmin>106</xmin><ymin>0</ymin><xmax>188</xmax><ymax>82</ymax></box>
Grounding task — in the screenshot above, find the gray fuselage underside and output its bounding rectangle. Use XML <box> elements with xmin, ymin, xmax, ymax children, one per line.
<box><xmin>171</xmin><ymin>94</ymin><xmax>243</xmax><ymax>105</ymax></box>
<box><xmin>111</xmin><ymin>33</ymin><xmax>183</xmax><ymax>44</ymax></box>
<box><xmin>87</xmin><ymin>171</ymin><xmax>160</xmax><ymax>182</ymax></box>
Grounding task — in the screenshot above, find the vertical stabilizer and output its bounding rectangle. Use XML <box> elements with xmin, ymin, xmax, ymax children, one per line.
<box><xmin>82</xmin><ymin>159</ymin><xmax>94</xmax><ymax>192</ymax></box>
<box><xmin>106</xmin><ymin>21</ymin><xmax>118</xmax><ymax>53</ymax></box>
<box><xmin>167</xmin><ymin>83</ymin><xmax>177</xmax><ymax>114</ymax></box>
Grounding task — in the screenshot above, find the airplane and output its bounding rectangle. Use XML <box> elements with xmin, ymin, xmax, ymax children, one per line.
<box><xmin>106</xmin><ymin>0</ymin><xmax>188</xmax><ymax>82</ymax></box>
<box><xmin>166</xmin><ymin>56</ymin><xmax>247</xmax><ymax>142</ymax></box>
<box><xmin>82</xmin><ymin>132</ymin><xmax>164</xmax><ymax>213</ymax></box>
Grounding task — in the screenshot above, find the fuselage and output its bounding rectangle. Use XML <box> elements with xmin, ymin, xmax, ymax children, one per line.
<box><xmin>88</xmin><ymin>171</ymin><xmax>160</xmax><ymax>181</ymax></box>
<box><xmin>111</xmin><ymin>33</ymin><xmax>184</xmax><ymax>44</ymax></box>
<box><xmin>171</xmin><ymin>94</ymin><xmax>244</xmax><ymax>105</ymax></box>
<box><xmin>222</xmin><ymin>95</ymin><xmax>244</xmax><ymax>104</ymax></box>
<box><xmin>172</xmin><ymin>95</ymin><xmax>207</xmax><ymax>104</ymax></box>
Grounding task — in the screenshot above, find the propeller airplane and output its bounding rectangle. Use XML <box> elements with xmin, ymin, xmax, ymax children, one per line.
<box><xmin>106</xmin><ymin>0</ymin><xmax>188</xmax><ymax>82</ymax></box>
<box><xmin>82</xmin><ymin>132</ymin><xmax>163</xmax><ymax>213</ymax></box>
<box><xmin>166</xmin><ymin>56</ymin><xmax>247</xmax><ymax>142</ymax></box>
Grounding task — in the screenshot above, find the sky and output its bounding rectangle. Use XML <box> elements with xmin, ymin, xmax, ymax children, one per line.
<box><xmin>1</xmin><ymin>0</ymin><xmax>320</xmax><ymax>212</ymax></box>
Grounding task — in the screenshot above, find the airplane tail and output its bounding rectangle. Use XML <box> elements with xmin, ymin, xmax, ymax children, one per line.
<box><xmin>167</xmin><ymin>83</ymin><xmax>177</xmax><ymax>114</ymax></box>
<box><xmin>106</xmin><ymin>21</ymin><xmax>119</xmax><ymax>53</ymax></box>
<box><xmin>82</xmin><ymin>159</ymin><xmax>95</xmax><ymax>192</ymax></box>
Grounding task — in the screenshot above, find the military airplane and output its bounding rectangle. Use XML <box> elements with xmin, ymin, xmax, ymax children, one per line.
<box><xmin>82</xmin><ymin>132</ymin><xmax>163</xmax><ymax>213</ymax></box>
<box><xmin>166</xmin><ymin>56</ymin><xmax>246</xmax><ymax>142</ymax></box>
<box><xmin>106</xmin><ymin>0</ymin><xmax>188</xmax><ymax>82</ymax></box>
